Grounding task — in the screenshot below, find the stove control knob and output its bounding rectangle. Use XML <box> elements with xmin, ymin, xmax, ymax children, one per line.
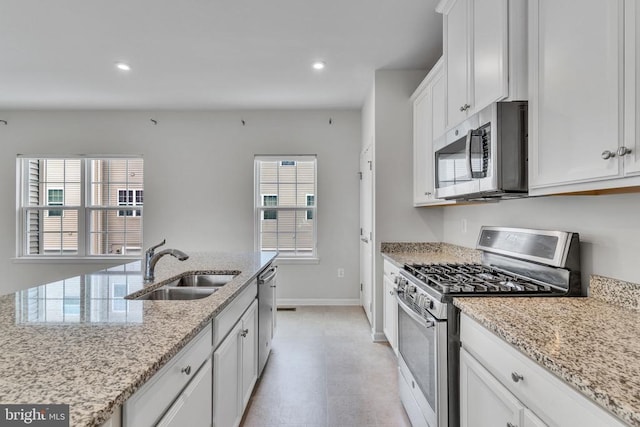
<box><xmin>407</xmin><ymin>285</ymin><xmax>417</xmax><ymax>294</ymax></box>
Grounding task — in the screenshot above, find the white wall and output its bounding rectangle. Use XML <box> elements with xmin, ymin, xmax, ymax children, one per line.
<box><xmin>0</xmin><ymin>110</ymin><xmax>361</xmax><ymax>301</ymax></box>
<box><xmin>440</xmin><ymin>193</ymin><xmax>640</xmax><ymax>287</ymax></box>
<box><xmin>363</xmin><ymin>70</ymin><xmax>445</xmax><ymax>337</ymax></box>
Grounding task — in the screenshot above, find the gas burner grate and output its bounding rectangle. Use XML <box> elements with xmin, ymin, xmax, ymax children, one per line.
<box><xmin>403</xmin><ymin>262</ymin><xmax>554</xmax><ymax>295</ymax></box>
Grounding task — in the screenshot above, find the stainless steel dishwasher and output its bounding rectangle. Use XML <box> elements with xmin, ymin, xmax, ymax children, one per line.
<box><xmin>257</xmin><ymin>264</ymin><xmax>277</xmax><ymax>377</ymax></box>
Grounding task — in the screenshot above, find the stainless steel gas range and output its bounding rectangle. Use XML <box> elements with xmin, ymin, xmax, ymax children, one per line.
<box><xmin>395</xmin><ymin>226</ymin><xmax>583</xmax><ymax>427</ymax></box>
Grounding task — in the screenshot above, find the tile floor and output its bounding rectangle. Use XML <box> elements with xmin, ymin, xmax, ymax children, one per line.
<box><xmin>240</xmin><ymin>306</ymin><xmax>412</xmax><ymax>427</ymax></box>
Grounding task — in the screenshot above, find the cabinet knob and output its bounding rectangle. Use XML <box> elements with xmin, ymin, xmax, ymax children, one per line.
<box><xmin>389</xmin><ymin>289</ymin><xmax>395</xmax><ymax>296</ymax></box>
<box><xmin>617</xmin><ymin>146</ymin><xmax>633</xmax><ymax>157</ymax></box>
<box><xmin>601</xmin><ymin>150</ymin><xmax>616</xmax><ymax>160</ymax></box>
<box><xmin>424</xmin><ymin>192</ymin><xmax>432</xmax><ymax>196</ymax></box>
<box><xmin>240</xmin><ymin>328</ymin><xmax>249</xmax><ymax>338</ymax></box>
<box><xmin>511</xmin><ymin>372</ymin><xmax>524</xmax><ymax>383</ymax></box>
<box><xmin>181</xmin><ymin>365</ymin><xmax>192</xmax><ymax>375</ymax></box>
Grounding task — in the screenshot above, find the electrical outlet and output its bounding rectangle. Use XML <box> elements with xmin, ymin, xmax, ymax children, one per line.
<box><xmin>461</xmin><ymin>219</ymin><xmax>468</xmax><ymax>233</ymax></box>
<box><xmin>337</xmin><ymin>268</ymin><xmax>345</xmax><ymax>278</ymax></box>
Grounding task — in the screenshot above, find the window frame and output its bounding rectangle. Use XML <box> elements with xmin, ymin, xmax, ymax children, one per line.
<box><xmin>16</xmin><ymin>155</ymin><xmax>144</xmax><ymax>261</ymax></box>
<box><xmin>254</xmin><ymin>155</ymin><xmax>318</xmax><ymax>262</ymax></box>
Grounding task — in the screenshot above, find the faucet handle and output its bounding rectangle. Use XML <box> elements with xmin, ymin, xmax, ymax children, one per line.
<box><xmin>146</xmin><ymin>239</ymin><xmax>166</xmax><ymax>254</ymax></box>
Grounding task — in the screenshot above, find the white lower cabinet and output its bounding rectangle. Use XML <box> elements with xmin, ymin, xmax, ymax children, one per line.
<box><xmin>123</xmin><ymin>323</ymin><xmax>213</xmax><ymax>427</ymax></box>
<box><xmin>157</xmin><ymin>358</ymin><xmax>213</xmax><ymax>427</ymax></box>
<box><xmin>460</xmin><ymin>314</ymin><xmax>627</xmax><ymax>427</ymax></box>
<box><xmin>460</xmin><ymin>348</ymin><xmax>535</xmax><ymax>427</ymax></box>
<box><xmin>382</xmin><ymin>260</ymin><xmax>399</xmax><ymax>354</ymax></box>
<box><xmin>213</xmin><ymin>299</ymin><xmax>258</xmax><ymax>427</ymax></box>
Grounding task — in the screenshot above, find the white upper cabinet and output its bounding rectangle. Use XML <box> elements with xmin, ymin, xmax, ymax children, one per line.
<box><xmin>444</xmin><ymin>0</ymin><xmax>470</xmax><ymax>126</ymax></box>
<box><xmin>625</xmin><ymin>0</ymin><xmax>640</xmax><ymax>177</ymax></box>
<box><xmin>529</xmin><ymin>0</ymin><xmax>640</xmax><ymax>195</ymax></box>
<box><xmin>438</xmin><ymin>0</ymin><xmax>527</xmax><ymax>130</ymax></box>
<box><xmin>412</xmin><ymin>58</ymin><xmax>454</xmax><ymax>206</ymax></box>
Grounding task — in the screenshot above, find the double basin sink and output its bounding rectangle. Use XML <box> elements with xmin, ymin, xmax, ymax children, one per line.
<box><xmin>134</xmin><ymin>272</ymin><xmax>239</xmax><ymax>300</ymax></box>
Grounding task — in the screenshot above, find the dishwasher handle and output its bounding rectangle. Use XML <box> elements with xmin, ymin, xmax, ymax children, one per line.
<box><xmin>258</xmin><ymin>266</ymin><xmax>277</xmax><ymax>284</ymax></box>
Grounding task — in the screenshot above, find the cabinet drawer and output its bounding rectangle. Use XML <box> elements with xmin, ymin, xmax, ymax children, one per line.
<box><xmin>214</xmin><ymin>281</ymin><xmax>257</xmax><ymax>348</ymax></box>
<box><xmin>383</xmin><ymin>260</ymin><xmax>400</xmax><ymax>279</ymax></box>
<box><xmin>460</xmin><ymin>314</ymin><xmax>625</xmax><ymax>427</ymax></box>
<box><xmin>124</xmin><ymin>322</ymin><xmax>213</xmax><ymax>427</ymax></box>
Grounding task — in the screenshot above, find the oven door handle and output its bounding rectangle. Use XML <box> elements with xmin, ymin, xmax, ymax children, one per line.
<box><xmin>396</xmin><ymin>295</ymin><xmax>436</xmax><ymax>329</ymax></box>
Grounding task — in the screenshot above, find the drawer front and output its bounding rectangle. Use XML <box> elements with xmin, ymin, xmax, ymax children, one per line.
<box><xmin>460</xmin><ymin>314</ymin><xmax>626</xmax><ymax>427</ymax></box>
<box><xmin>213</xmin><ymin>281</ymin><xmax>257</xmax><ymax>348</ymax></box>
<box><xmin>383</xmin><ymin>259</ymin><xmax>400</xmax><ymax>280</ymax></box>
<box><xmin>124</xmin><ymin>323</ymin><xmax>213</xmax><ymax>427</ymax></box>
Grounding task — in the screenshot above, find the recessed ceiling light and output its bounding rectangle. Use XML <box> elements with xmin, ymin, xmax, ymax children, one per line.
<box><xmin>312</xmin><ymin>61</ymin><xmax>326</xmax><ymax>70</ymax></box>
<box><xmin>115</xmin><ymin>62</ymin><xmax>131</xmax><ymax>71</ymax></box>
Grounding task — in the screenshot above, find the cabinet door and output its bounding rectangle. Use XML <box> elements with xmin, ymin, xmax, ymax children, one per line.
<box><xmin>414</xmin><ymin>84</ymin><xmax>435</xmax><ymax>205</ymax></box>
<box><xmin>529</xmin><ymin>0</ymin><xmax>624</xmax><ymax>189</ymax></box>
<box><xmin>625</xmin><ymin>0</ymin><xmax>640</xmax><ymax>177</ymax></box>
<box><xmin>240</xmin><ymin>300</ymin><xmax>258</xmax><ymax>410</ymax></box>
<box><xmin>213</xmin><ymin>323</ymin><xmax>242</xmax><ymax>427</ymax></box>
<box><xmin>382</xmin><ymin>275</ymin><xmax>397</xmax><ymax>353</ymax></box>
<box><xmin>445</xmin><ymin>0</ymin><xmax>470</xmax><ymax>127</ymax></box>
<box><xmin>432</xmin><ymin>68</ymin><xmax>446</xmax><ymax>140</ymax></box>
<box><xmin>523</xmin><ymin>409</ymin><xmax>548</xmax><ymax>427</ymax></box>
<box><xmin>472</xmin><ymin>0</ymin><xmax>508</xmax><ymax>111</ymax></box>
<box><xmin>157</xmin><ymin>358</ymin><xmax>213</xmax><ymax>427</ymax></box>
<box><xmin>460</xmin><ymin>348</ymin><xmax>523</xmax><ymax>427</ymax></box>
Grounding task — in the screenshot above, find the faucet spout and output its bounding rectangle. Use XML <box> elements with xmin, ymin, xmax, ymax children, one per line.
<box><xmin>144</xmin><ymin>244</ymin><xmax>189</xmax><ymax>283</ymax></box>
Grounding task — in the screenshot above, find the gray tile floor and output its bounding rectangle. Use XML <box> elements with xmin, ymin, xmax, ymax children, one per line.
<box><xmin>240</xmin><ymin>306</ymin><xmax>412</xmax><ymax>427</ymax></box>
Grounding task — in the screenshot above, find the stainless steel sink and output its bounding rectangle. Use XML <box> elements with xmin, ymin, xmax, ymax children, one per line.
<box><xmin>135</xmin><ymin>286</ymin><xmax>218</xmax><ymax>300</ymax></box>
<box><xmin>167</xmin><ymin>273</ymin><xmax>238</xmax><ymax>288</ymax></box>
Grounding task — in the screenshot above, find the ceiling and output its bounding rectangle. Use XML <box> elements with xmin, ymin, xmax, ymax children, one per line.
<box><xmin>0</xmin><ymin>0</ymin><xmax>443</xmax><ymax>110</ymax></box>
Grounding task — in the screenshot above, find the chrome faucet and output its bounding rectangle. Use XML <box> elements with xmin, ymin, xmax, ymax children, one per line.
<box><xmin>143</xmin><ymin>239</ymin><xmax>189</xmax><ymax>283</ymax></box>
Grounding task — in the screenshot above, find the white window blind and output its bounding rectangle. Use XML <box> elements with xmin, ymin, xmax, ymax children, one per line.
<box><xmin>17</xmin><ymin>156</ymin><xmax>144</xmax><ymax>258</ymax></box>
<box><xmin>254</xmin><ymin>155</ymin><xmax>317</xmax><ymax>259</ymax></box>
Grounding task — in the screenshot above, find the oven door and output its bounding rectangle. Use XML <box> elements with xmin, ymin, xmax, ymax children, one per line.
<box><xmin>396</xmin><ymin>295</ymin><xmax>448</xmax><ymax>427</ymax></box>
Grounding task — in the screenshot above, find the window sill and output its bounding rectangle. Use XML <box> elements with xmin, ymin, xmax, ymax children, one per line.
<box><xmin>274</xmin><ymin>256</ymin><xmax>320</xmax><ymax>265</ymax></box>
<box><xmin>12</xmin><ymin>256</ymin><xmax>141</xmax><ymax>264</ymax></box>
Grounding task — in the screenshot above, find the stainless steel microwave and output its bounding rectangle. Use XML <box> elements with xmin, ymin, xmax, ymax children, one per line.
<box><xmin>434</xmin><ymin>101</ymin><xmax>528</xmax><ymax>200</ymax></box>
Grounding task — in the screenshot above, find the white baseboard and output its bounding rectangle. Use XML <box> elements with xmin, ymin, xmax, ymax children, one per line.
<box><xmin>277</xmin><ymin>298</ymin><xmax>361</xmax><ymax>307</ymax></box>
<box><xmin>371</xmin><ymin>331</ymin><xmax>388</xmax><ymax>343</ymax></box>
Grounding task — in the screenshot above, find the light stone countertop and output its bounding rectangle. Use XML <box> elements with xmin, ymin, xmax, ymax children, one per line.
<box><xmin>454</xmin><ymin>296</ymin><xmax>640</xmax><ymax>426</ymax></box>
<box><xmin>0</xmin><ymin>251</ymin><xmax>277</xmax><ymax>427</ymax></box>
<box><xmin>382</xmin><ymin>242</ymin><xmax>639</xmax><ymax>426</ymax></box>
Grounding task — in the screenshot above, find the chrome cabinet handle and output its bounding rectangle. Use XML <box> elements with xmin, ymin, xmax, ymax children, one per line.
<box><xmin>507</xmin><ymin>423</ymin><xmax>517</xmax><ymax>427</ymax></box>
<box><xmin>618</xmin><ymin>146</ymin><xmax>632</xmax><ymax>156</ymax></box>
<box><xmin>460</xmin><ymin>104</ymin><xmax>471</xmax><ymax>112</ymax></box>
<box><xmin>240</xmin><ymin>328</ymin><xmax>249</xmax><ymax>338</ymax></box>
<box><xmin>424</xmin><ymin>191</ymin><xmax>432</xmax><ymax>196</ymax></box>
<box><xmin>602</xmin><ymin>150</ymin><xmax>616</xmax><ymax>160</ymax></box>
<box><xmin>511</xmin><ymin>372</ymin><xmax>524</xmax><ymax>383</ymax></box>
<box><xmin>181</xmin><ymin>365</ymin><xmax>192</xmax><ymax>375</ymax></box>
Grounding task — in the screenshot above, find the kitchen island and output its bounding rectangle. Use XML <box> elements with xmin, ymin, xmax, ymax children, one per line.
<box><xmin>0</xmin><ymin>251</ymin><xmax>277</xmax><ymax>427</ymax></box>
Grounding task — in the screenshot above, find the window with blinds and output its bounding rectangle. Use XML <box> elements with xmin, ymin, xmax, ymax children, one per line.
<box><xmin>255</xmin><ymin>156</ymin><xmax>317</xmax><ymax>259</ymax></box>
<box><xmin>17</xmin><ymin>156</ymin><xmax>144</xmax><ymax>258</ymax></box>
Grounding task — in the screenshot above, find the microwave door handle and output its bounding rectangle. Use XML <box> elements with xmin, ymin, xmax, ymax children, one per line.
<box><xmin>465</xmin><ymin>129</ymin><xmax>474</xmax><ymax>179</ymax></box>
<box><xmin>466</xmin><ymin>129</ymin><xmax>484</xmax><ymax>178</ymax></box>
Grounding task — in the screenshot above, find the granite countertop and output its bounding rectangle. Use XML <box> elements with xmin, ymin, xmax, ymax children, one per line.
<box><xmin>381</xmin><ymin>241</ymin><xmax>481</xmax><ymax>266</ymax></box>
<box><xmin>382</xmin><ymin>242</ymin><xmax>639</xmax><ymax>425</ymax></box>
<box><xmin>455</xmin><ymin>284</ymin><xmax>640</xmax><ymax>426</ymax></box>
<box><xmin>0</xmin><ymin>251</ymin><xmax>277</xmax><ymax>427</ymax></box>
